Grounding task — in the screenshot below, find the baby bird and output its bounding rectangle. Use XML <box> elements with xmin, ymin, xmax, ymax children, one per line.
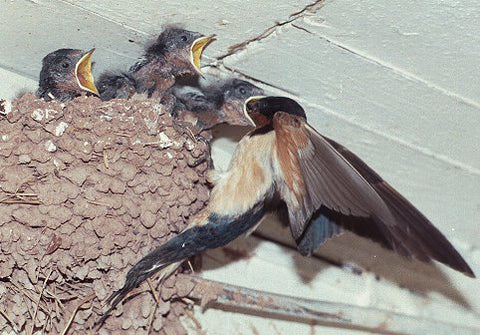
<box><xmin>96</xmin><ymin>72</ymin><xmax>137</xmax><ymax>101</ymax></box>
<box><xmin>172</xmin><ymin>79</ymin><xmax>264</xmax><ymax>133</ymax></box>
<box><xmin>36</xmin><ymin>48</ymin><xmax>98</xmax><ymax>101</ymax></box>
<box><xmin>97</xmin><ymin>26</ymin><xmax>214</xmax><ymax>100</ymax></box>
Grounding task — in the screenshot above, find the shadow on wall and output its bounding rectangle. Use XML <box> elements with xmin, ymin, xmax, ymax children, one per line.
<box><xmin>201</xmin><ymin>204</ymin><xmax>472</xmax><ymax>311</ymax></box>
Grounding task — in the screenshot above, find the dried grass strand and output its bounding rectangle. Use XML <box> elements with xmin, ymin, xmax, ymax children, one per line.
<box><xmin>0</xmin><ymin>309</ymin><xmax>20</xmax><ymax>334</ymax></box>
<box><xmin>29</xmin><ymin>268</ymin><xmax>53</xmax><ymax>335</ymax></box>
<box><xmin>59</xmin><ymin>294</ymin><xmax>95</xmax><ymax>335</ymax></box>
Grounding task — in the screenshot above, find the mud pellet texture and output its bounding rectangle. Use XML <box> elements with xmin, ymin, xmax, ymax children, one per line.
<box><xmin>0</xmin><ymin>93</ymin><xmax>210</xmax><ymax>334</ymax></box>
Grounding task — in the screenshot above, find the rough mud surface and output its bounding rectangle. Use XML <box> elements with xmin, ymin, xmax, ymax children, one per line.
<box><xmin>0</xmin><ymin>93</ymin><xmax>210</xmax><ymax>334</ymax></box>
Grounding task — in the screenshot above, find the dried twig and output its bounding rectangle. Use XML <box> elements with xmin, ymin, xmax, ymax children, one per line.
<box><xmin>44</xmin><ymin>287</ymin><xmax>65</xmax><ymax>315</ymax></box>
<box><xmin>29</xmin><ymin>268</ymin><xmax>53</xmax><ymax>335</ymax></box>
<box><xmin>114</xmin><ymin>132</ymin><xmax>132</xmax><ymax>138</ymax></box>
<box><xmin>9</xmin><ymin>280</ymin><xmax>49</xmax><ymax>315</ymax></box>
<box><xmin>146</xmin><ymin>278</ymin><xmax>160</xmax><ymax>334</ymax></box>
<box><xmin>103</xmin><ymin>150</ymin><xmax>109</xmax><ymax>169</ymax></box>
<box><xmin>0</xmin><ymin>190</ymin><xmax>40</xmax><ymax>205</ymax></box>
<box><xmin>15</xmin><ymin>178</ymin><xmax>34</xmax><ymax>193</ymax></box>
<box><xmin>183</xmin><ymin>127</ymin><xmax>196</xmax><ymax>143</ymax></box>
<box><xmin>186</xmin><ymin>260</ymin><xmax>195</xmax><ymax>274</ymax></box>
<box><xmin>0</xmin><ymin>200</ymin><xmax>41</xmax><ymax>204</ymax></box>
<box><xmin>20</xmin><ymin>292</ymin><xmax>35</xmax><ymax>321</ymax></box>
<box><xmin>146</xmin><ymin>278</ymin><xmax>160</xmax><ymax>305</ymax></box>
<box><xmin>2</xmin><ymin>192</ymin><xmax>38</xmax><ymax>197</ymax></box>
<box><xmin>41</xmin><ymin>314</ymin><xmax>49</xmax><ymax>334</ymax></box>
<box><xmin>86</xmin><ymin>199</ymin><xmax>112</xmax><ymax>208</ymax></box>
<box><xmin>0</xmin><ymin>197</ymin><xmax>40</xmax><ymax>205</ymax></box>
<box><xmin>183</xmin><ymin>309</ymin><xmax>205</xmax><ymax>335</ymax></box>
<box><xmin>59</xmin><ymin>294</ymin><xmax>95</xmax><ymax>335</ymax></box>
<box><xmin>0</xmin><ymin>309</ymin><xmax>20</xmax><ymax>333</ymax></box>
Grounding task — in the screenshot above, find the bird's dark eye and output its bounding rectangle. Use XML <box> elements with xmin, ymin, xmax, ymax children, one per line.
<box><xmin>62</xmin><ymin>62</ymin><xmax>70</xmax><ymax>69</ymax></box>
<box><xmin>180</xmin><ymin>35</ymin><xmax>188</xmax><ymax>42</ymax></box>
<box><xmin>239</xmin><ymin>87</ymin><xmax>247</xmax><ymax>95</ymax></box>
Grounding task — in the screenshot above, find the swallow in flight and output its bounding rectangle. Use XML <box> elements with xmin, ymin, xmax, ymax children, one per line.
<box><xmin>98</xmin><ymin>96</ymin><xmax>474</xmax><ymax>325</ymax></box>
<box><xmin>36</xmin><ymin>48</ymin><xmax>99</xmax><ymax>102</ymax></box>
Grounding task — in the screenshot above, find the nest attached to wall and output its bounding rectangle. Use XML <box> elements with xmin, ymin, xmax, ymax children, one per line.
<box><xmin>0</xmin><ymin>94</ymin><xmax>210</xmax><ymax>334</ymax></box>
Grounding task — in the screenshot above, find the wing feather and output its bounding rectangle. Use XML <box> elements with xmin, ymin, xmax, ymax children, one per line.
<box><xmin>273</xmin><ymin>112</ymin><xmax>394</xmax><ymax>240</ymax></box>
<box><xmin>273</xmin><ymin>112</ymin><xmax>474</xmax><ymax>277</ymax></box>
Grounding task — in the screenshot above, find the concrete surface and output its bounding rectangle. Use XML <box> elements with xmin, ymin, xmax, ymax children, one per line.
<box><xmin>1</xmin><ymin>0</ymin><xmax>479</xmax><ymax>334</ymax></box>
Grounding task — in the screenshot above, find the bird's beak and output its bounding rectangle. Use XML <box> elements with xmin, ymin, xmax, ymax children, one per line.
<box><xmin>243</xmin><ymin>96</ymin><xmax>266</xmax><ymax>128</ymax></box>
<box><xmin>190</xmin><ymin>35</ymin><xmax>216</xmax><ymax>75</ymax></box>
<box><xmin>75</xmin><ymin>48</ymin><xmax>99</xmax><ymax>96</ymax></box>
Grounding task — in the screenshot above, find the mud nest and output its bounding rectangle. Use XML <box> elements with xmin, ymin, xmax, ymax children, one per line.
<box><xmin>0</xmin><ymin>94</ymin><xmax>210</xmax><ymax>334</ymax></box>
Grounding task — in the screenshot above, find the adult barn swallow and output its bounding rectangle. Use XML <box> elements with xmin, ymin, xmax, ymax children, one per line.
<box><xmin>36</xmin><ymin>48</ymin><xmax>99</xmax><ymax>101</ymax></box>
<box><xmin>172</xmin><ymin>79</ymin><xmax>265</xmax><ymax>132</ymax></box>
<box><xmin>129</xmin><ymin>26</ymin><xmax>214</xmax><ymax>98</ymax></box>
<box><xmin>98</xmin><ymin>96</ymin><xmax>474</xmax><ymax>325</ymax></box>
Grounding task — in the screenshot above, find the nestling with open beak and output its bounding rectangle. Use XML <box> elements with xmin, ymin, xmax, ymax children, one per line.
<box><xmin>97</xmin><ymin>96</ymin><xmax>474</xmax><ymax>325</ymax></box>
<box><xmin>97</xmin><ymin>27</ymin><xmax>214</xmax><ymax>100</ymax></box>
<box><xmin>36</xmin><ymin>48</ymin><xmax>99</xmax><ymax>102</ymax></box>
<box><xmin>172</xmin><ymin>79</ymin><xmax>265</xmax><ymax>133</ymax></box>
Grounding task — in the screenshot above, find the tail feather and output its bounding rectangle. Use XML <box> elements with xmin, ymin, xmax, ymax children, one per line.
<box><xmin>96</xmin><ymin>203</ymin><xmax>265</xmax><ymax>326</ymax></box>
<box><xmin>297</xmin><ymin>213</ymin><xmax>342</xmax><ymax>256</ymax></box>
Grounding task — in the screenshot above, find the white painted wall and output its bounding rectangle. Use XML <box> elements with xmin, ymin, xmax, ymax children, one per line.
<box><xmin>1</xmin><ymin>0</ymin><xmax>479</xmax><ymax>334</ymax></box>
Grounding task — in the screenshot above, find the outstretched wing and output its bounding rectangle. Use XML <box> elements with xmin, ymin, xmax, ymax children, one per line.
<box><xmin>272</xmin><ymin>112</ymin><xmax>474</xmax><ymax>277</ymax></box>
<box><xmin>272</xmin><ymin>112</ymin><xmax>394</xmax><ymax>241</ymax></box>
